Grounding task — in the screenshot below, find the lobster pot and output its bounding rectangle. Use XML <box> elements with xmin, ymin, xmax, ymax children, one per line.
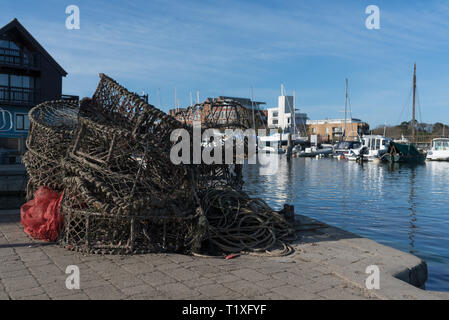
<box><xmin>23</xmin><ymin>101</ymin><xmax>78</xmax><ymax>200</ymax></box>
<box><xmin>60</xmin><ymin>161</ymin><xmax>195</xmax><ymax>217</ymax></box>
<box><xmin>66</xmin><ymin>114</ymin><xmax>195</xmax><ymax>217</ymax></box>
<box><xmin>59</xmin><ymin>199</ymin><xmax>202</xmax><ymax>255</ymax></box>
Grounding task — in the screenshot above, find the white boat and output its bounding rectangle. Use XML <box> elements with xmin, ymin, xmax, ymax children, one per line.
<box><xmin>298</xmin><ymin>146</ymin><xmax>333</xmax><ymax>157</ymax></box>
<box><xmin>333</xmin><ymin>140</ymin><xmax>362</xmax><ymax>158</ymax></box>
<box><xmin>427</xmin><ymin>138</ymin><xmax>449</xmax><ymax>161</ymax></box>
<box><xmin>347</xmin><ymin>135</ymin><xmax>392</xmax><ymax>161</ymax></box>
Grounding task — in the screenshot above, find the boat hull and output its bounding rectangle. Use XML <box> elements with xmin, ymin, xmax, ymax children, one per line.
<box><xmin>382</xmin><ymin>153</ymin><xmax>426</xmax><ymax>163</ymax></box>
<box><xmin>382</xmin><ymin>142</ymin><xmax>426</xmax><ymax>164</ymax></box>
<box><xmin>427</xmin><ymin>150</ymin><xmax>449</xmax><ymax>161</ymax></box>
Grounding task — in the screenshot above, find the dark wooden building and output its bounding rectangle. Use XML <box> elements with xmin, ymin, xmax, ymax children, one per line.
<box><xmin>0</xmin><ymin>18</ymin><xmax>74</xmax><ymax>164</ymax></box>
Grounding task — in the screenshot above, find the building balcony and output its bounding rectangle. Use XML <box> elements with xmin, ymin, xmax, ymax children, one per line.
<box><xmin>0</xmin><ymin>85</ymin><xmax>40</xmax><ymax>105</ymax></box>
<box><xmin>0</xmin><ymin>48</ymin><xmax>39</xmax><ymax>69</ymax></box>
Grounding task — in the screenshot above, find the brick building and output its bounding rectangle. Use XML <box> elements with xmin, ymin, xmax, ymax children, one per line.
<box><xmin>306</xmin><ymin>118</ymin><xmax>369</xmax><ymax>143</ymax></box>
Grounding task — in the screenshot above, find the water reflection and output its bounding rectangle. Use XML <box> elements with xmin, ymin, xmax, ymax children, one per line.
<box><xmin>408</xmin><ymin>167</ymin><xmax>417</xmax><ymax>255</ymax></box>
<box><xmin>243</xmin><ymin>157</ymin><xmax>449</xmax><ymax>291</ymax></box>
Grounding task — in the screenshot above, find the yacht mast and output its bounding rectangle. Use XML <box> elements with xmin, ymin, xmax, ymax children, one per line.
<box><xmin>293</xmin><ymin>90</ymin><xmax>297</xmax><ymax>135</ymax></box>
<box><xmin>344</xmin><ymin>78</ymin><xmax>348</xmax><ymax>140</ymax></box>
<box><xmin>251</xmin><ymin>87</ymin><xmax>256</xmax><ymax>130</ymax></box>
<box><xmin>412</xmin><ymin>63</ymin><xmax>417</xmax><ymax>143</ymax></box>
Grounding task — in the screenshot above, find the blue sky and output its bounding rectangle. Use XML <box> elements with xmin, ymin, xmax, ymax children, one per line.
<box><xmin>2</xmin><ymin>0</ymin><xmax>449</xmax><ymax>127</ymax></box>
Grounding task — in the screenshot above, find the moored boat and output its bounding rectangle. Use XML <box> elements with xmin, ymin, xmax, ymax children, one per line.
<box><xmin>347</xmin><ymin>135</ymin><xmax>392</xmax><ymax>161</ymax></box>
<box><xmin>427</xmin><ymin>138</ymin><xmax>449</xmax><ymax>161</ymax></box>
<box><xmin>381</xmin><ymin>141</ymin><xmax>426</xmax><ymax>163</ymax></box>
<box><xmin>332</xmin><ymin>140</ymin><xmax>362</xmax><ymax>158</ymax></box>
<box><xmin>381</xmin><ymin>64</ymin><xmax>426</xmax><ymax>164</ymax></box>
<box><xmin>298</xmin><ymin>146</ymin><xmax>333</xmax><ymax>157</ymax></box>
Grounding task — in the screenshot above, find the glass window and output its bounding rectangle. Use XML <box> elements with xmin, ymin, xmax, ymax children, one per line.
<box><xmin>15</xmin><ymin>114</ymin><xmax>30</xmax><ymax>130</ymax></box>
<box><xmin>435</xmin><ymin>140</ymin><xmax>449</xmax><ymax>150</ymax></box>
<box><xmin>9</xmin><ymin>41</ymin><xmax>19</xmax><ymax>51</ymax></box>
<box><xmin>0</xmin><ymin>40</ymin><xmax>20</xmax><ymax>52</ymax></box>
<box><xmin>0</xmin><ymin>73</ymin><xmax>7</xmax><ymax>86</ymax></box>
<box><xmin>22</xmin><ymin>76</ymin><xmax>31</xmax><ymax>88</ymax></box>
<box><xmin>10</xmin><ymin>75</ymin><xmax>22</xmax><ymax>87</ymax></box>
<box><xmin>16</xmin><ymin>114</ymin><xmax>25</xmax><ymax>130</ymax></box>
<box><xmin>0</xmin><ymin>40</ymin><xmax>8</xmax><ymax>49</ymax></box>
<box><xmin>375</xmin><ymin>139</ymin><xmax>381</xmax><ymax>150</ymax></box>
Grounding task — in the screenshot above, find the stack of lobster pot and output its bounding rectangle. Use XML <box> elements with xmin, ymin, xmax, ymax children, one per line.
<box><xmin>58</xmin><ymin>74</ymin><xmax>203</xmax><ymax>254</ymax></box>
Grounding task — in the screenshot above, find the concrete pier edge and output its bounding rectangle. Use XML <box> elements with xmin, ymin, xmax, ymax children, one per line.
<box><xmin>1</xmin><ymin>209</ymin><xmax>448</xmax><ymax>300</ymax></box>
<box><xmin>293</xmin><ymin>214</ymin><xmax>449</xmax><ymax>299</ymax></box>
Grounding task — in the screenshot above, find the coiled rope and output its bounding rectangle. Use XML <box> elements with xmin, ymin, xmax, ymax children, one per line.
<box><xmin>197</xmin><ymin>188</ymin><xmax>296</xmax><ymax>257</ymax></box>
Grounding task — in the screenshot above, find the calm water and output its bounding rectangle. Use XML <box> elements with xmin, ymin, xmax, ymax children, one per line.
<box><xmin>242</xmin><ymin>156</ymin><xmax>449</xmax><ymax>292</ymax></box>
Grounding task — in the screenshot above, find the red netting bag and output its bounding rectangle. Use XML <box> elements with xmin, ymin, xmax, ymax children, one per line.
<box><xmin>21</xmin><ymin>186</ymin><xmax>64</xmax><ymax>242</ymax></box>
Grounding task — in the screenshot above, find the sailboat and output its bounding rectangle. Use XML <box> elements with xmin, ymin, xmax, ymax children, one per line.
<box><xmin>381</xmin><ymin>64</ymin><xmax>426</xmax><ymax>163</ymax></box>
<box><xmin>332</xmin><ymin>79</ymin><xmax>363</xmax><ymax>158</ymax></box>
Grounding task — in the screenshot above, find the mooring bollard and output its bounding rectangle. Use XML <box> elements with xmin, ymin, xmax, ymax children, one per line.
<box><xmin>279</xmin><ymin>204</ymin><xmax>295</xmax><ymax>223</ymax></box>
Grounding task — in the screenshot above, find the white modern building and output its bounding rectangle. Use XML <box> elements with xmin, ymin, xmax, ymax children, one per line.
<box><xmin>267</xmin><ymin>93</ymin><xmax>308</xmax><ymax>132</ymax></box>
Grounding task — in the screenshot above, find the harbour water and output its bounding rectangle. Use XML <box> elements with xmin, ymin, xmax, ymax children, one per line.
<box><xmin>243</xmin><ymin>156</ymin><xmax>449</xmax><ymax>292</ymax></box>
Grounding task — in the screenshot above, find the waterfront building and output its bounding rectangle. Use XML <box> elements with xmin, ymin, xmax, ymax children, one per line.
<box><xmin>266</xmin><ymin>94</ymin><xmax>308</xmax><ymax>133</ymax></box>
<box><xmin>306</xmin><ymin>118</ymin><xmax>369</xmax><ymax>143</ymax></box>
<box><xmin>0</xmin><ymin>18</ymin><xmax>76</xmax><ymax>165</ymax></box>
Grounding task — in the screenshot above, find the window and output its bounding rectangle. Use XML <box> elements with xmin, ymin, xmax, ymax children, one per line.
<box><xmin>312</xmin><ymin>127</ymin><xmax>316</xmax><ymax>133</ymax></box>
<box><xmin>273</xmin><ymin>112</ymin><xmax>278</xmax><ymax>117</ymax></box>
<box><xmin>333</xmin><ymin>127</ymin><xmax>342</xmax><ymax>133</ymax></box>
<box><xmin>0</xmin><ymin>40</ymin><xmax>8</xmax><ymax>49</ymax></box>
<box><xmin>434</xmin><ymin>140</ymin><xmax>449</xmax><ymax>150</ymax></box>
<box><xmin>0</xmin><ymin>40</ymin><xmax>21</xmax><ymax>65</ymax></box>
<box><xmin>0</xmin><ymin>39</ymin><xmax>20</xmax><ymax>51</ymax></box>
<box><xmin>273</xmin><ymin>119</ymin><xmax>278</xmax><ymax>125</ymax></box>
<box><xmin>15</xmin><ymin>114</ymin><xmax>29</xmax><ymax>131</ymax></box>
<box><xmin>0</xmin><ymin>73</ymin><xmax>7</xmax><ymax>86</ymax></box>
<box><xmin>0</xmin><ymin>74</ymin><xmax>37</xmax><ymax>88</ymax></box>
<box><xmin>325</xmin><ymin>127</ymin><xmax>329</xmax><ymax>134</ymax></box>
<box><xmin>0</xmin><ymin>74</ymin><xmax>7</xmax><ymax>101</ymax></box>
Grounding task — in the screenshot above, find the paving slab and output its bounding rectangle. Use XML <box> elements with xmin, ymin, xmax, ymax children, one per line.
<box><xmin>1</xmin><ymin>209</ymin><xmax>449</xmax><ymax>300</ymax></box>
